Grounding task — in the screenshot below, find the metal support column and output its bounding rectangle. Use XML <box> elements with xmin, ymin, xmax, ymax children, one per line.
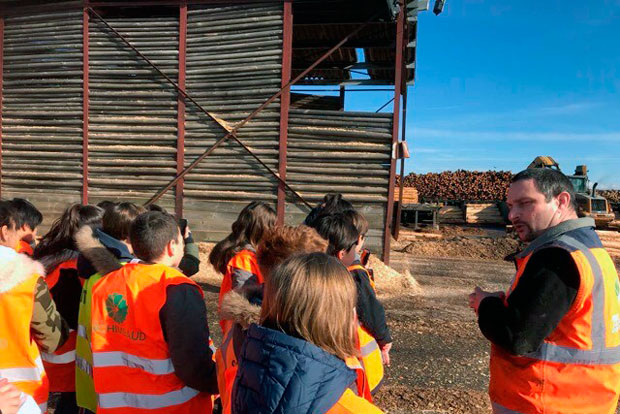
<box><xmin>394</xmin><ymin>71</ymin><xmax>408</xmax><ymax>240</ymax></box>
<box><xmin>277</xmin><ymin>0</ymin><xmax>292</xmax><ymax>225</ymax></box>
<box><xmin>176</xmin><ymin>3</ymin><xmax>187</xmax><ymax>218</ymax></box>
<box><xmin>339</xmin><ymin>85</ymin><xmax>345</xmax><ymax>110</ymax></box>
<box><xmin>382</xmin><ymin>3</ymin><xmax>405</xmax><ymax>264</ymax></box>
<box><xmin>0</xmin><ymin>17</ymin><xmax>3</xmax><ymax>199</ymax></box>
<box><xmin>82</xmin><ymin>7</ymin><xmax>89</xmax><ymax>204</ymax></box>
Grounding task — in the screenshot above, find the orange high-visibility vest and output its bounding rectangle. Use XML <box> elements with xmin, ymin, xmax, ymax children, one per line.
<box><xmin>15</xmin><ymin>240</ymin><xmax>34</xmax><ymax>256</ymax></box>
<box><xmin>91</xmin><ymin>263</ymin><xmax>213</xmax><ymax>414</ymax></box>
<box><xmin>218</xmin><ymin>248</ymin><xmax>262</xmax><ymax>334</ymax></box>
<box><xmin>0</xmin><ymin>272</ymin><xmax>49</xmax><ymax>413</ymax></box>
<box><xmin>356</xmin><ymin>326</ymin><xmax>383</xmax><ymax>396</ymax></box>
<box><xmin>348</xmin><ymin>264</ymin><xmax>383</xmax><ymax>394</ymax></box>
<box><xmin>215</xmin><ymin>329</ymin><xmax>236</xmax><ymax>414</ymax></box>
<box><xmin>348</xmin><ymin>264</ymin><xmax>376</xmax><ymax>292</ymax></box>
<box><xmin>41</xmin><ymin>258</ymin><xmax>79</xmax><ymax>393</ymax></box>
<box><xmin>490</xmin><ymin>222</ymin><xmax>620</xmax><ymax>414</ymax></box>
<box><xmin>326</xmin><ymin>388</ymin><xmax>384</xmax><ymax>414</ymax></box>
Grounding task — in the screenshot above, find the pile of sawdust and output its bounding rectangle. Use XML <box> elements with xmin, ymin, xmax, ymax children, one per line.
<box><xmin>368</xmin><ymin>255</ymin><xmax>422</xmax><ymax>295</ymax></box>
<box><xmin>193</xmin><ymin>242</ymin><xmax>221</xmax><ymax>285</ymax></box>
<box><xmin>193</xmin><ymin>242</ymin><xmax>421</xmax><ymax>296</ymax></box>
<box><xmin>398</xmin><ymin>235</ymin><xmax>522</xmax><ymax>261</ymax></box>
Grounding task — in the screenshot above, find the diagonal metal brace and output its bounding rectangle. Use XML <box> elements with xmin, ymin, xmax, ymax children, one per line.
<box><xmin>88</xmin><ymin>7</ymin><xmax>311</xmax><ymax>207</ymax></box>
<box><xmin>88</xmin><ymin>7</ymin><xmax>378</xmax><ymax>208</ymax></box>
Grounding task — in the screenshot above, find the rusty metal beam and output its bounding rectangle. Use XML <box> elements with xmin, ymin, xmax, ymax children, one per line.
<box><xmin>82</xmin><ymin>6</ymin><xmax>89</xmax><ymax>205</ymax></box>
<box><xmin>382</xmin><ymin>2</ymin><xmax>404</xmax><ymax>265</ymax></box>
<box><xmin>394</xmin><ymin>81</ymin><xmax>408</xmax><ymax>240</ymax></box>
<box><xmin>145</xmin><ymin>11</ymin><xmax>378</xmax><ymax>207</ymax></box>
<box><xmin>0</xmin><ymin>16</ymin><xmax>3</xmax><ymax>199</ymax></box>
<box><xmin>175</xmin><ymin>2</ymin><xmax>187</xmax><ymax>218</ymax></box>
<box><xmin>277</xmin><ymin>0</ymin><xmax>292</xmax><ymax>225</ymax></box>
<box><xmin>87</xmin><ymin>6</ymin><xmax>313</xmax><ymax>209</ymax></box>
<box><xmin>394</xmin><ymin>14</ymin><xmax>410</xmax><ymax>240</ymax></box>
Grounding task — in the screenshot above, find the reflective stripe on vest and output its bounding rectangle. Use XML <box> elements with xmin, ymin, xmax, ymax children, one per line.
<box><xmin>356</xmin><ymin>327</ymin><xmax>383</xmax><ymax>397</ymax></box>
<box><xmin>91</xmin><ymin>263</ymin><xmax>211</xmax><ymax>413</ymax></box>
<box><xmin>490</xmin><ymin>222</ymin><xmax>620</xmax><ymax>414</ymax></box>
<box><xmin>98</xmin><ymin>386</ymin><xmax>200</xmax><ymax>410</ymax></box>
<box><xmin>360</xmin><ymin>339</ymin><xmax>379</xmax><ymax>357</ymax></box>
<box><xmin>521</xmin><ymin>235</ymin><xmax>620</xmax><ymax>365</ymax></box>
<box><xmin>41</xmin><ymin>350</ymin><xmax>76</xmax><ymax>364</ymax></box>
<box><xmin>0</xmin><ymin>356</ymin><xmax>45</xmax><ymax>382</ymax></box>
<box><xmin>93</xmin><ymin>351</ymin><xmax>175</xmax><ymax>375</ymax></box>
<box><xmin>492</xmin><ymin>402</ymin><xmax>522</xmax><ymax>414</ymax></box>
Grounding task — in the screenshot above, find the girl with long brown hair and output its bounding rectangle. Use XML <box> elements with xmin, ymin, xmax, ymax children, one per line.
<box><xmin>209</xmin><ymin>201</ymin><xmax>276</xmax><ymax>333</ymax></box>
<box><xmin>232</xmin><ymin>253</ymin><xmax>384</xmax><ymax>414</ymax></box>
<box><xmin>33</xmin><ymin>203</ymin><xmax>104</xmax><ymax>414</ymax></box>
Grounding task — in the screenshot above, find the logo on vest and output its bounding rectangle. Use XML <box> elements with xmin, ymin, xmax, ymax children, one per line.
<box><xmin>106</xmin><ymin>293</ymin><xmax>128</xmax><ymax>324</ymax></box>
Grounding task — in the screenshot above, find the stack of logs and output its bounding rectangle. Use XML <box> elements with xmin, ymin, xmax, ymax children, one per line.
<box><xmin>465</xmin><ymin>203</ymin><xmax>504</xmax><ymax>224</ymax></box>
<box><xmin>599</xmin><ymin>190</ymin><xmax>620</xmax><ymax>204</ymax></box>
<box><xmin>397</xmin><ymin>170</ymin><xmax>513</xmax><ymax>202</ymax></box>
<box><xmin>438</xmin><ymin>206</ymin><xmax>464</xmax><ymax>224</ymax></box>
<box><xmin>598</xmin><ymin>231</ymin><xmax>620</xmax><ymax>260</ymax></box>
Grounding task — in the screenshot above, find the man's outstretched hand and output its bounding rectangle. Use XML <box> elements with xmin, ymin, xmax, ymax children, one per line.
<box><xmin>469</xmin><ymin>287</ymin><xmax>505</xmax><ymax>315</ymax></box>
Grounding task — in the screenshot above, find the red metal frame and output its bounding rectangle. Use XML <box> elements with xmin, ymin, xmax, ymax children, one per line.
<box><xmin>0</xmin><ymin>17</ymin><xmax>3</xmax><ymax>200</ymax></box>
<box><xmin>382</xmin><ymin>3</ymin><xmax>405</xmax><ymax>264</ymax></box>
<box><xmin>176</xmin><ymin>3</ymin><xmax>187</xmax><ymax>218</ymax></box>
<box><xmin>394</xmin><ymin>82</ymin><xmax>407</xmax><ymax>240</ymax></box>
<box><xmin>277</xmin><ymin>0</ymin><xmax>292</xmax><ymax>225</ymax></box>
<box><xmin>82</xmin><ymin>6</ymin><xmax>89</xmax><ymax>204</ymax></box>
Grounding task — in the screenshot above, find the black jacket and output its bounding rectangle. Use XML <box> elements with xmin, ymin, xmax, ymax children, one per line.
<box><xmin>478</xmin><ymin>247</ymin><xmax>580</xmax><ymax>355</ymax></box>
<box><xmin>350</xmin><ymin>260</ymin><xmax>392</xmax><ymax>347</ymax></box>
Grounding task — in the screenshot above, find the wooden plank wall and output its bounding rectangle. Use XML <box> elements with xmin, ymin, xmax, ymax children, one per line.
<box><xmin>0</xmin><ymin>3</ymin><xmax>393</xmax><ymax>258</ymax></box>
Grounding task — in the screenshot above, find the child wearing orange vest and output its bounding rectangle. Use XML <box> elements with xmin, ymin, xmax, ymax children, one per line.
<box><xmin>313</xmin><ymin>213</ymin><xmax>392</xmax><ymax>393</ymax></box>
<box><xmin>233</xmin><ymin>253</ymin><xmax>384</xmax><ymax>414</ymax></box>
<box><xmin>208</xmin><ymin>201</ymin><xmax>276</xmax><ymax>334</ymax></box>
<box><xmin>10</xmin><ymin>198</ymin><xmax>43</xmax><ymax>257</ymax></box>
<box><xmin>0</xmin><ymin>201</ymin><xmax>69</xmax><ymax>413</ymax></box>
<box><xmin>32</xmin><ymin>204</ymin><xmax>104</xmax><ymax>414</ymax></box>
<box><xmin>89</xmin><ymin>211</ymin><xmax>217</xmax><ymax>414</ymax></box>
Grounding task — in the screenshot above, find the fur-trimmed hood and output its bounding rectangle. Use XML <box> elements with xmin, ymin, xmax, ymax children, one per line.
<box><xmin>219</xmin><ymin>284</ymin><xmax>263</xmax><ymax>329</ymax></box>
<box><xmin>38</xmin><ymin>248</ymin><xmax>79</xmax><ymax>275</ymax></box>
<box><xmin>0</xmin><ymin>245</ymin><xmax>45</xmax><ymax>293</ymax></box>
<box><xmin>75</xmin><ymin>226</ymin><xmax>123</xmax><ymax>276</ymax></box>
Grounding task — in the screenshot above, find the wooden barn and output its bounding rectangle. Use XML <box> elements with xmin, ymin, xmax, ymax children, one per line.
<box><xmin>0</xmin><ymin>0</ymin><xmax>425</xmax><ymax>262</ymax></box>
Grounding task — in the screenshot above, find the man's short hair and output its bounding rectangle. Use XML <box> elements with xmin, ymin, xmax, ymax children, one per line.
<box><xmin>313</xmin><ymin>213</ymin><xmax>360</xmax><ymax>257</ymax></box>
<box><xmin>0</xmin><ymin>201</ymin><xmax>18</xmax><ymax>230</ymax></box>
<box><xmin>102</xmin><ymin>202</ymin><xmax>146</xmax><ymax>241</ymax></box>
<box><xmin>11</xmin><ymin>198</ymin><xmax>42</xmax><ymax>229</ymax></box>
<box><xmin>130</xmin><ymin>211</ymin><xmax>180</xmax><ymax>262</ymax></box>
<box><xmin>512</xmin><ymin>168</ymin><xmax>577</xmax><ymax>210</ymax></box>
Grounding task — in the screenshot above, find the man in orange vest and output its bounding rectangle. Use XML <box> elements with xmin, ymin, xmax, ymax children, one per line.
<box><xmin>89</xmin><ymin>211</ymin><xmax>217</xmax><ymax>413</ymax></box>
<box><xmin>0</xmin><ymin>201</ymin><xmax>69</xmax><ymax>413</ymax></box>
<box><xmin>469</xmin><ymin>168</ymin><xmax>620</xmax><ymax>414</ymax></box>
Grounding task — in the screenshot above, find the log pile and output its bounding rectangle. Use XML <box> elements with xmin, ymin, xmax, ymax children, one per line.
<box><xmin>598</xmin><ymin>231</ymin><xmax>620</xmax><ymax>261</ymax></box>
<box><xmin>397</xmin><ymin>170</ymin><xmax>512</xmax><ymax>202</ymax></box>
<box><xmin>599</xmin><ymin>190</ymin><xmax>620</xmax><ymax>204</ymax></box>
<box><xmin>438</xmin><ymin>206</ymin><xmax>464</xmax><ymax>224</ymax></box>
<box><xmin>465</xmin><ymin>203</ymin><xmax>504</xmax><ymax>225</ymax></box>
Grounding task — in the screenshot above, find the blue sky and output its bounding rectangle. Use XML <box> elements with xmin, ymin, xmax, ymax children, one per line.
<box><xmin>296</xmin><ymin>0</ymin><xmax>620</xmax><ymax>188</ymax></box>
